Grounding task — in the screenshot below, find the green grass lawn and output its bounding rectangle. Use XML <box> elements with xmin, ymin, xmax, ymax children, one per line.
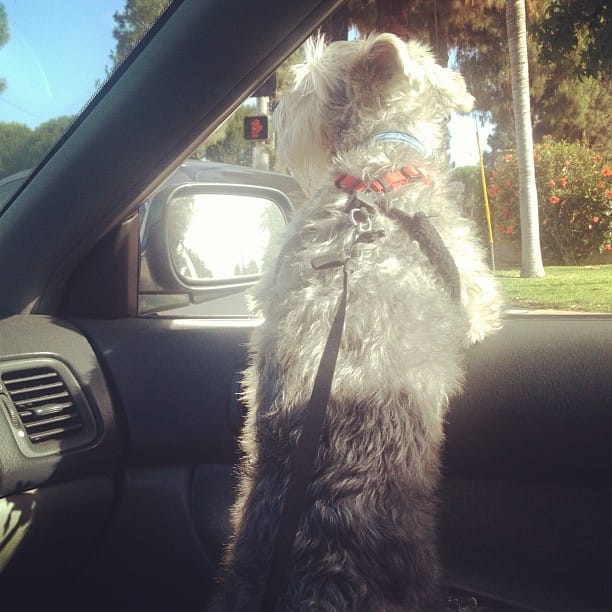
<box><xmin>495</xmin><ymin>265</ymin><xmax>612</xmax><ymax>313</ymax></box>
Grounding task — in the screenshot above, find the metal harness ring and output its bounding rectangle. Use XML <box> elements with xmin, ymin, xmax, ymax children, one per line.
<box><xmin>349</xmin><ymin>207</ymin><xmax>373</xmax><ymax>233</ymax></box>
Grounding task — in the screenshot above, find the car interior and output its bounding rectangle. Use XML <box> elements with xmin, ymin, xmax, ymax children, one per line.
<box><xmin>0</xmin><ymin>1</ymin><xmax>610</xmax><ymax>611</ymax></box>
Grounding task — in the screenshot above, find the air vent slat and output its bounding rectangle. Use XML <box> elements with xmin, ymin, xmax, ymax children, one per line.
<box><xmin>8</xmin><ymin>381</ymin><xmax>65</xmax><ymax>396</ymax></box>
<box><xmin>30</xmin><ymin>402</ymin><xmax>74</xmax><ymax>417</ymax></box>
<box><xmin>24</xmin><ymin>413</ymin><xmax>79</xmax><ymax>430</ymax></box>
<box><xmin>3</xmin><ymin>371</ymin><xmax>58</xmax><ymax>385</ymax></box>
<box><xmin>28</xmin><ymin>422</ymin><xmax>84</xmax><ymax>443</ymax></box>
<box><xmin>0</xmin><ymin>365</ymin><xmax>84</xmax><ymax>445</ymax></box>
<box><xmin>12</xmin><ymin>390</ymin><xmax>71</xmax><ymax>407</ymax></box>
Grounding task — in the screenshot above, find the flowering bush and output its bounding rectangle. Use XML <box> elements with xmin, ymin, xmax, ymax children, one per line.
<box><xmin>487</xmin><ymin>138</ymin><xmax>612</xmax><ymax>264</ymax></box>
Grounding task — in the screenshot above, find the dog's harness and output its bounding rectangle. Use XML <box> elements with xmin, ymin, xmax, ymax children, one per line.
<box><xmin>259</xmin><ymin>166</ymin><xmax>461</xmax><ymax>612</ymax></box>
<box><xmin>326</xmin><ymin>166</ymin><xmax>461</xmax><ymax>303</ymax></box>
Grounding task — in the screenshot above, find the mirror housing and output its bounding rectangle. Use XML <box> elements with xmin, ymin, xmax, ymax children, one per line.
<box><xmin>139</xmin><ymin>183</ymin><xmax>292</xmax><ymax>315</ymax></box>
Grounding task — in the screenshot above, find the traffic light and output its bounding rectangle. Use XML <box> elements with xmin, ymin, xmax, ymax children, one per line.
<box><xmin>244</xmin><ymin>115</ymin><xmax>268</xmax><ymax>141</ymax></box>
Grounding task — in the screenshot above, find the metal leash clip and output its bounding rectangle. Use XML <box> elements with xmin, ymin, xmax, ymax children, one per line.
<box><xmin>345</xmin><ymin>190</ymin><xmax>377</xmax><ymax>236</ymax></box>
<box><xmin>349</xmin><ymin>206</ymin><xmax>373</xmax><ymax>234</ymax></box>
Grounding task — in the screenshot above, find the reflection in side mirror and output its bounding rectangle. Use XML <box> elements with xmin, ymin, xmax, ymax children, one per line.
<box><xmin>167</xmin><ymin>192</ymin><xmax>286</xmax><ymax>284</ymax></box>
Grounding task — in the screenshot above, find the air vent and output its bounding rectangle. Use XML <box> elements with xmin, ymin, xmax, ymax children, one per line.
<box><xmin>0</xmin><ymin>358</ymin><xmax>97</xmax><ymax>456</ymax></box>
<box><xmin>2</xmin><ymin>366</ymin><xmax>83</xmax><ymax>443</ymax></box>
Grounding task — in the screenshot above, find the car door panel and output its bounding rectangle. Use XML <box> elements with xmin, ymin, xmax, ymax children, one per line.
<box><xmin>70</xmin><ymin>313</ymin><xmax>611</xmax><ymax>612</ymax></box>
<box><xmin>440</xmin><ymin>315</ymin><xmax>612</xmax><ymax>611</ymax></box>
<box><xmin>0</xmin><ymin>315</ymin><xmax>120</xmax><ymax>608</ymax></box>
<box><xmin>72</xmin><ymin>317</ymin><xmax>252</xmax><ymax>464</ymax></box>
<box><xmin>1</xmin><ymin>308</ymin><xmax>610</xmax><ymax>611</ymax></box>
<box><xmin>67</xmin><ymin>316</ymin><xmax>247</xmax><ymax>609</ymax></box>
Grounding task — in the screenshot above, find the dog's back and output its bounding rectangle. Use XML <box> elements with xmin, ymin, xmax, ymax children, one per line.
<box><xmin>212</xmin><ymin>34</ymin><xmax>501</xmax><ymax>612</ymax></box>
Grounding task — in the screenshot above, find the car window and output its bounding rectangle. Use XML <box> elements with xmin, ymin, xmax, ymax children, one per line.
<box><xmin>1</xmin><ymin>2</ymin><xmax>610</xmax><ymax>317</ymax></box>
<box><xmin>136</xmin><ymin>1</ymin><xmax>612</xmax><ymax>315</ymax></box>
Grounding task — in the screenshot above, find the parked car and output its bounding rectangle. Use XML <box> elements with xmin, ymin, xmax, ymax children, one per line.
<box><xmin>0</xmin><ymin>1</ymin><xmax>610</xmax><ymax>611</ymax></box>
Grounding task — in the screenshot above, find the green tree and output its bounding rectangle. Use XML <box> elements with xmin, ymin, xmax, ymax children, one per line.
<box><xmin>203</xmin><ymin>105</ymin><xmax>257</xmax><ymax>167</ymax></box>
<box><xmin>110</xmin><ymin>0</ymin><xmax>168</xmax><ymax>69</ymax></box>
<box><xmin>0</xmin><ymin>123</ymin><xmax>31</xmax><ymax>178</ymax></box>
<box><xmin>0</xmin><ymin>3</ymin><xmax>9</xmax><ymax>93</ymax></box>
<box><xmin>26</xmin><ymin>116</ymin><xmax>74</xmax><ymax>166</ymax></box>
<box><xmin>328</xmin><ymin>1</ymin><xmax>608</xmax><ymax>153</ymax></box>
<box><xmin>452</xmin><ymin>1</ymin><xmax>610</xmax><ymax>150</ymax></box>
<box><xmin>507</xmin><ymin>0</ymin><xmax>544</xmax><ymax>277</ymax></box>
<box><xmin>534</xmin><ymin>75</ymin><xmax>610</xmax><ymax>147</ymax></box>
<box><xmin>532</xmin><ymin>0</ymin><xmax>611</xmax><ymax>80</ymax></box>
<box><xmin>0</xmin><ymin>116</ymin><xmax>74</xmax><ymax>179</ymax></box>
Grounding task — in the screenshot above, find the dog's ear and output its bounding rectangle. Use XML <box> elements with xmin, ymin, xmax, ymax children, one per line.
<box><xmin>364</xmin><ymin>36</ymin><xmax>475</xmax><ymax>113</ymax></box>
<box><xmin>403</xmin><ymin>39</ymin><xmax>474</xmax><ymax>113</ymax></box>
<box><xmin>428</xmin><ymin>64</ymin><xmax>475</xmax><ymax>113</ymax></box>
<box><xmin>362</xmin><ymin>34</ymin><xmax>409</xmax><ymax>87</ymax></box>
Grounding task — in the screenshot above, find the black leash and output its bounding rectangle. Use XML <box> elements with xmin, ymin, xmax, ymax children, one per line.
<box><xmin>387</xmin><ymin>209</ymin><xmax>461</xmax><ymax>304</ymax></box>
<box><xmin>258</xmin><ymin>263</ymin><xmax>351</xmax><ymax>612</ymax></box>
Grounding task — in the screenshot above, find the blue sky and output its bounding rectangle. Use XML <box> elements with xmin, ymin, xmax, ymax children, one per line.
<box><xmin>0</xmin><ymin>0</ymin><xmax>123</xmax><ymax>127</ymax></box>
<box><xmin>0</xmin><ymin>1</ymin><xmax>488</xmax><ymax>166</ymax></box>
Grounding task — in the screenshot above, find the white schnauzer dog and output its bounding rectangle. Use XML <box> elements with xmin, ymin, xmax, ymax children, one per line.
<box><xmin>213</xmin><ymin>33</ymin><xmax>501</xmax><ymax>611</ymax></box>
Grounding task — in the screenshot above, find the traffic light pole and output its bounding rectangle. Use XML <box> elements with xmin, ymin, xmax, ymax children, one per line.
<box><xmin>253</xmin><ymin>96</ymin><xmax>270</xmax><ymax>171</ymax></box>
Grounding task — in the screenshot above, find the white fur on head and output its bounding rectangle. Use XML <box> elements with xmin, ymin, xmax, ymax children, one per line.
<box><xmin>274</xmin><ymin>33</ymin><xmax>474</xmax><ymax>195</ymax></box>
<box><xmin>273</xmin><ymin>35</ymin><xmax>336</xmax><ymax>195</ymax></box>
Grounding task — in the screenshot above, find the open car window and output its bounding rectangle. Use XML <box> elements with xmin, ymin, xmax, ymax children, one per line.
<box><xmin>1</xmin><ymin>1</ymin><xmax>609</xmax><ymax>316</ymax></box>
<box><xmin>134</xmin><ymin>34</ymin><xmax>611</xmax><ymax>317</ymax></box>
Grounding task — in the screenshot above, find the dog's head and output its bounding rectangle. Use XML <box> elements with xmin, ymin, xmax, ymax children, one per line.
<box><xmin>274</xmin><ymin>33</ymin><xmax>474</xmax><ymax>195</ymax></box>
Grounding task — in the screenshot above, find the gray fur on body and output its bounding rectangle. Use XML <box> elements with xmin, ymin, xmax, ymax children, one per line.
<box><xmin>211</xmin><ymin>34</ymin><xmax>501</xmax><ymax>611</ymax></box>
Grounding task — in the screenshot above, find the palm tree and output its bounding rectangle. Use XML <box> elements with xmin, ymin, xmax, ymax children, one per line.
<box><xmin>506</xmin><ymin>0</ymin><xmax>544</xmax><ymax>278</ymax></box>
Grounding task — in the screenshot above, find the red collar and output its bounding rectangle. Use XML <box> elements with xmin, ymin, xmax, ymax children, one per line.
<box><xmin>335</xmin><ymin>165</ymin><xmax>428</xmax><ymax>195</ymax></box>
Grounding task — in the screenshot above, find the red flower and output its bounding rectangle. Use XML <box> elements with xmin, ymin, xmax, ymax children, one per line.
<box><xmin>549</xmin><ymin>195</ymin><xmax>560</xmax><ymax>205</ymax></box>
<box><xmin>559</xmin><ymin>177</ymin><xmax>567</xmax><ymax>188</ymax></box>
<box><xmin>605</xmin><ymin>244</ymin><xmax>612</xmax><ymax>251</ymax></box>
<box><xmin>603</xmin><ymin>167</ymin><xmax>612</xmax><ymax>177</ymax></box>
<box><xmin>597</xmin><ymin>180</ymin><xmax>605</xmax><ymax>189</ymax></box>
<box><xmin>607</xmin><ymin>190</ymin><xmax>612</xmax><ymax>198</ymax></box>
<box><xmin>488</xmin><ymin>185</ymin><xmax>500</xmax><ymax>197</ymax></box>
<box><xmin>504</xmin><ymin>153</ymin><xmax>512</xmax><ymax>162</ymax></box>
<box><xmin>593</xmin><ymin>216</ymin><xmax>600</xmax><ymax>223</ymax></box>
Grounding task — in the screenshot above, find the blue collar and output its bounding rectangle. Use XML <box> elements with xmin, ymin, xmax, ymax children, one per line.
<box><xmin>372</xmin><ymin>132</ymin><xmax>429</xmax><ymax>158</ymax></box>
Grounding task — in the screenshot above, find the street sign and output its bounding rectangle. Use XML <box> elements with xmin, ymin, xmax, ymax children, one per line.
<box><xmin>244</xmin><ymin>115</ymin><xmax>268</xmax><ymax>141</ymax></box>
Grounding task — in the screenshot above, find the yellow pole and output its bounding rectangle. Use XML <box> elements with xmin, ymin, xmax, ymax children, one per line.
<box><xmin>476</xmin><ymin>120</ymin><xmax>495</xmax><ymax>270</ymax></box>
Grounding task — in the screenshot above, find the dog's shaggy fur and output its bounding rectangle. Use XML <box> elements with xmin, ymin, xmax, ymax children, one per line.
<box><xmin>213</xmin><ymin>34</ymin><xmax>501</xmax><ymax>611</ymax></box>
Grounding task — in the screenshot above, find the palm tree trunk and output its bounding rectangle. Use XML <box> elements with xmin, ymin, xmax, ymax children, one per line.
<box><xmin>506</xmin><ymin>0</ymin><xmax>545</xmax><ymax>277</ymax></box>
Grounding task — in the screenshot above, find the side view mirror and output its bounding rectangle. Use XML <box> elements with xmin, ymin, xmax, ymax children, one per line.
<box><xmin>139</xmin><ymin>183</ymin><xmax>292</xmax><ymax>315</ymax></box>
